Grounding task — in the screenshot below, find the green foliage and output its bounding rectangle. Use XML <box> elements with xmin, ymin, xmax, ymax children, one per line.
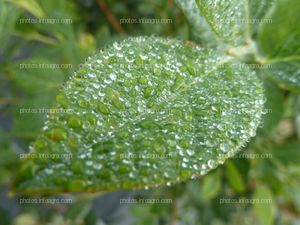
<box><xmin>0</xmin><ymin>1</ymin><xmax>20</xmax><ymax>54</ymax></box>
<box><xmin>1</xmin><ymin>0</ymin><xmax>300</xmax><ymax>224</ymax></box>
<box><xmin>258</xmin><ymin>0</ymin><xmax>300</xmax><ymax>91</ymax></box>
<box><xmin>225</xmin><ymin>160</ymin><xmax>246</xmax><ymax>193</ymax></box>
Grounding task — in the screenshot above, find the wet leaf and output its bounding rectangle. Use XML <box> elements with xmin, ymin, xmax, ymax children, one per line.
<box><xmin>174</xmin><ymin>0</ymin><xmax>218</xmax><ymax>47</ymax></box>
<box><xmin>14</xmin><ymin>36</ymin><xmax>264</xmax><ymax>194</ymax></box>
<box><xmin>196</xmin><ymin>0</ymin><xmax>248</xmax><ymax>46</ymax></box>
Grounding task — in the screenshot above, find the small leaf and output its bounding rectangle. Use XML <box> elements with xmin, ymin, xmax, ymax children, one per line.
<box><xmin>253</xmin><ymin>185</ymin><xmax>275</xmax><ymax>225</ymax></box>
<box><xmin>201</xmin><ymin>171</ymin><xmax>221</xmax><ymax>201</ymax></box>
<box><xmin>258</xmin><ymin>0</ymin><xmax>300</xmax><ymax>91</ymax></box>
<box><xmin>14</xmin><ymin>36</ymin><xmax>264</xmax><ymax>194</ymax></box>
<box><xmin>257</xmin><ymin>78</ymin><xmax>284</xmax><ymax>136</ymax></box>
<box><xmin>225</xmin><ymin>160</ymin><xmax>246</xmax><ymax>193</ymax></box>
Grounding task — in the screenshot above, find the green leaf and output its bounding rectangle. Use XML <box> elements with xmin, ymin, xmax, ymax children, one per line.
<box><xmin>6</xmin><ymin>0</ymin><xmax>45</xmax><ymax>18</ymax></box>
<box><xmin>225</xmin><ymin>160</ymin><xmax>246</xmax><ymax>193</ymax></box>
<box><xmin>258</xmin><ymin>0</ymin><xmax>300</xmax><ymax>91</ymax></box>
<box><xmin>0</xmin><ymin>1</ymin><xmax>20</xmax><ymax>54</ymax></box>
<box><xmin>10</xmin><ymin>58</ymin><xmax>66</xmax><ymax>93</ymax></box>
<box><xmin>257</xmin><ymin>78</ymin><xmax>284</xmax><ymax>136</ymax></box>
<box><xmin>196</xmin><ymin>0</ymin><xmax>248</xmax><ymax>46</ymax></box>
<box><xmin>14</xmin><ymin>36</ymin><xmax>264</xmax><ymax>194</ymax></box>
<box><xmin>65</xmin><ymin>198</ymin><xmax>93</xmax><ymax>225</ymax></box>
<box><xmin>253</xmin><ymin>185</ymin><xmax>275</xmax><ymax>225</ymax></box>
<box><xmin>247</xmin><ymin>0</ymin><xmax>276</xmax><ymax>35</ymax></box>
<box><xmin>201</xmin><ymin>171</ymin><xmax>221</xmax><ymax>201</ymax></box>
<box><xmin>174</xmin><ymin>0</ymin><xmax>218</xmax><ymax>47</ymax></box>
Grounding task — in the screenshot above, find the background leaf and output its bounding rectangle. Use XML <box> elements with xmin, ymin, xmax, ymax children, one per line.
<box><xmin>196</xmin><ymin>0</ymin><xmax>248</xmax><ymax>46</ymax></box>
<box><xmin>253</xmin><ymin>185</ymin><xmax>276</xmax><ymax>225</ymax></box>
<box><xmin>258</xmin><ymin>0</ymin><xmax>300</xmax><ymax>92</ymax></box>
<box><xmin>247</xmin><ymin>0</ymin><xmax>276</xmax><ymax>35</ymax></box>
<box><xmin>174</xmin><ymin>0</ymin><xmax>218</xmax><ymax>47</ymax></box>
<box><xmin>0</xmin><ymin>1</ymin><xmax>20</xmax><ymax>55</ymax></box>
<box><xmin>225</xmin><ymin>160</ymin><xmax>246</xmax><ymax>193</ymax></box>
<box><xmin>6</xmin><ymin>0</ymin><xmax>45</xmax><ymax>18</ymax></box>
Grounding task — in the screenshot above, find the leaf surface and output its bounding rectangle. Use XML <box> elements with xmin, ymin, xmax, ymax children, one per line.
<box><xmin>14</xmin><ymin>37</ymin><xmax>264</xmax><ymax>194</ymax></box>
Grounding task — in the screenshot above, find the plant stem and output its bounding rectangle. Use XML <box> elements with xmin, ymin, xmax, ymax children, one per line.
<box><xmin>97</xmin><ymin>0</ymin><xmax>127</xmax><ymax>35</ymax></box>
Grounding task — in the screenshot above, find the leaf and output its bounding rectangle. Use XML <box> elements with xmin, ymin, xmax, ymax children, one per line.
<box><xmin>0</xmin><ymin>1</ymin><xmax>20</xmax><ymax>54</ymax></box>
<box><xmin>253</xmin><ymin>185</ymin><xmax>275</xmax><ymax>225</ymax></box>
<box><xmin>66</xmin><ymin>198</ymin><xmax>93</xmax><ymax>225</ymax></box>
<box><xmin>201</xmin><ymin>171</ymin><xmax>221</xmax><ymax>201</ymax></box>
<box><xmin>6</xmin><ymin>0</ymin><xmax>45</xmax><ymax>18</ymax></box>
<box><xmin>258</xmin><ymin>0</ymin><xmax>300</xmax><ymax>91</ymax></box>
<box><xmin>13</xmin><ymin>36</ymin><xmax>264</xmax><ymax>194</ymax></box>
<box><xmin>247</xmin><ymin>0</ymin><xmax>276</xmax><ymax>35</ymax></box>
<box><xmin>225</xmin><ymin>160</ymin><xmax>246</xmax><ymax>193</ymax></box>
<box><xmin>10</xmin><ymin>58</ymin><xmax>66</xmax><ymax>93</ymax></box>
<box><xmin>174</xmin><ymin>0</ymin><xmax>218</xmax><ymax>47</ymax></box>
<box><xmin>257</xmin><ymin>78</ymin><xmax>284</xmax><ymax>136</ymax></box>
<box><xmin>196</xmin><ymin>0</ymin><xmax>248</xmax><ymax>46</ymax></box>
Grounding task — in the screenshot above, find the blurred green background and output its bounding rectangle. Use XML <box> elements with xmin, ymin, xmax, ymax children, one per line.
<box><xmin>0</xmin><ymin>0</ymin><xmax>300</xmax><ymax>224</ymax></box>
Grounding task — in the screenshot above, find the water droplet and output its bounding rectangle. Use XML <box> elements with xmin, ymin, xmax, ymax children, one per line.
<box><xmin>220</xmin><ymin>143</ymin><xmax>230</xmax><ymax>153</ymax></box>
<box><xmin>207</xmin><ymin>159</ymin><xmax>215</xmax><ymax>169</ymax></box>
<box><xmin>68</xmin><ymin>116</ymin><xmax>82</xmax><ymax>128</ymax></box>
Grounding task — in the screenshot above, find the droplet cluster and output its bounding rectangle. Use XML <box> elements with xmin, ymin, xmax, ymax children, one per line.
<box><xmin>15</xmin><ymin>36</ymin><xmax>264</xmax><ymax>194</ymax></box>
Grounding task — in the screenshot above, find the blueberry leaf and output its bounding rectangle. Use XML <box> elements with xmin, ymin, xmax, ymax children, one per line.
<box><xmin>14</xmin><ymin>36</ymin><xmax>264</xmax><ymax>194</ymax></box>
